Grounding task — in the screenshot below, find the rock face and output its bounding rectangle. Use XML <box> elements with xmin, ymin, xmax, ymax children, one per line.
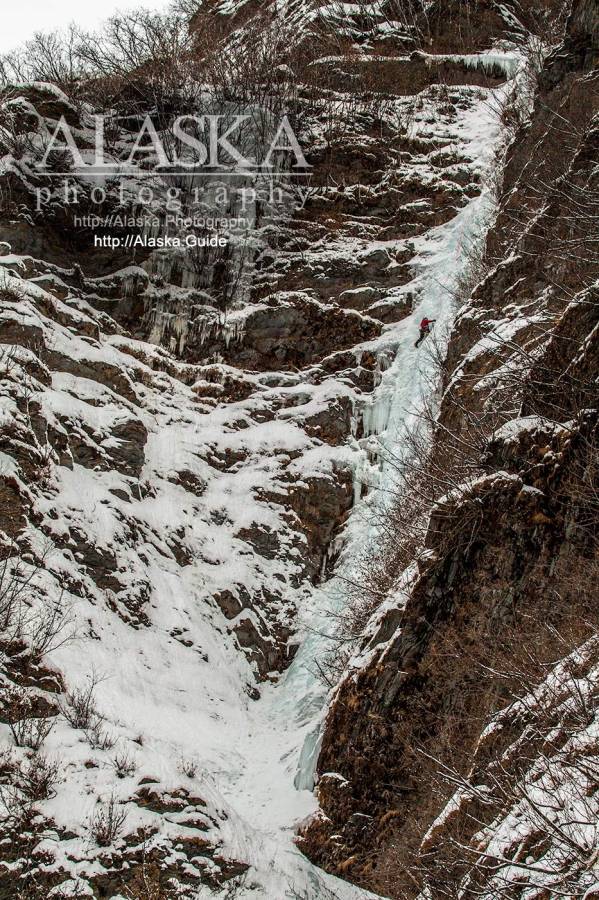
<box><xmin>1</xmin><ymin>3</ymin><xmax>495</xmax><ymax>892</ymax></box>
<box><xmin>300</xmin><ymin>3</ymin><xmax>599</xmax><ymax>898</ymax></box>
<box><xmin>302</xmin><ymin>415</ymin><xmax>598</xmax><ymax>893</ymax></box>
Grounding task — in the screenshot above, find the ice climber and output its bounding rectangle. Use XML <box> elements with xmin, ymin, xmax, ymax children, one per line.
<box><xmin>414</xmin><ymin>316</ymin><xmax>436</xmax><ymax>348</ymax></box>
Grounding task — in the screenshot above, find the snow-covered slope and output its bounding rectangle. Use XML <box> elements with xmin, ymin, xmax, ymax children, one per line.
<box><xmin>0</xmin><ymin>3</ymin><xmax>537</xmax><ymax>897</ymax></box>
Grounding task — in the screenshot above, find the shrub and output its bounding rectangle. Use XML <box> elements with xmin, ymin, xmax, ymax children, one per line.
<box><xmin>177</xmin><ymin>756</ymin><xmax>199</xmax><ymax>779</ymax></box>
<box><xmin>24</xmin><ymin>592</ymin><xmax>75</xmax><ymax>664</ymax></box>
<box><xmin>89</xmin><ymin>794</ymin><xmax>127</xmax><ymax>846</ymax></box>
<box><xmin>122</xmin><ymin>860</ymin><xmax>172</xmax><ymax>899</ymax></box>
<box><xmin>85</xmin><ymin>720</ymin><xmax>116</xmax><ymax>752</ymax></box>
<box><xmin>112</xmin><ymin>751</ymin><xmax>137</xmax><ymax>779</ymax></box>
<box><xmin>9</xmin><ymin>715</ymin><xmax>55</xmax><ymax>751</ymax></box>
<box><xmin>61</xmin><ymin>679</ymin><xmax>100</xmax><ymax>730</ymax></box>
<box><xmin>18</xmin><ymin>753</ymin><xmax>60</xmax><ymax>801</ymax></box>
<box><xmin>0</xmin><ymin>550</ymin><xmax>36</xmax><ymax>633</ymax></box>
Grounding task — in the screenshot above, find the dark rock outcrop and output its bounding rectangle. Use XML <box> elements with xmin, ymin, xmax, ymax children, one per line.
<box><xmin>300</xmin><ymin>3</ymin><xmax>599</xmax><ymax>897</ymax></box>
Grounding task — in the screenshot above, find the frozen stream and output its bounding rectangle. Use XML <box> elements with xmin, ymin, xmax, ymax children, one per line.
<box><xmin>206</xmin><ymin>80</ymin><xmax>509</xmax><ymax>899</ymax></box>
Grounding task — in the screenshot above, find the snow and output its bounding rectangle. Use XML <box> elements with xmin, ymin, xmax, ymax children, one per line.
<box><xmin>199</xmin><ymin>73</ymin><xmax>512</xmax><ymax>897</ymax></box>
<box><xmin>359</xmin><ymin>83</ymin><xmax>507</xmax><ymax>446</ymax></box>
<box><xmin>416</xmin><ymin>634</ymin><xmax>599</xmax><ymax>900</ymax></box>
<box><xmin>491</xmin><ymin>415</ymin><xmax>565</xmax><ymax>442</ymax></box>
<box><xmin>0</xmin><ymin>49</ymin><xmax>518</xmax><ymax>900</ymax></box>
<box><xmin>426</xmin><ymin>50</ymin><xmax>523</xmax><ymax>79</ymax></box>
<box><xmin>12</xmin><ymin>81</ymin><xmax>77</xmax><ymax>109</ymax></box>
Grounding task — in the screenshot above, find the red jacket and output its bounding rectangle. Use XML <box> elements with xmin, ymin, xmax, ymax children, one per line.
<box><xmin>420</xmin><ymin>317</ymin><xmax>431</xmax><ymax>329</ymax></box>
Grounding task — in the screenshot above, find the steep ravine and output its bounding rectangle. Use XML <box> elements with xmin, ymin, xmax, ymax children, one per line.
<box><xmin>301</xmin><ymin>2</ymin><xmax>599</xmax><ymax>898</ymax></box>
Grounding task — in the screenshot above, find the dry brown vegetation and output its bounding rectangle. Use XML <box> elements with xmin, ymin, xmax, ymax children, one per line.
<box><xmin>89</xmin><ymin>792</ymin><xmax>128</xmax><ymax>846</ymax></box>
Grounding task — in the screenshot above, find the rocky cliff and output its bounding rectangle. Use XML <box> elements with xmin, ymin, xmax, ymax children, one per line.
<box><xmin>300</xmin><ymin>1</ymin><xmax>599</xmax><ymax>898</ymax></box>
